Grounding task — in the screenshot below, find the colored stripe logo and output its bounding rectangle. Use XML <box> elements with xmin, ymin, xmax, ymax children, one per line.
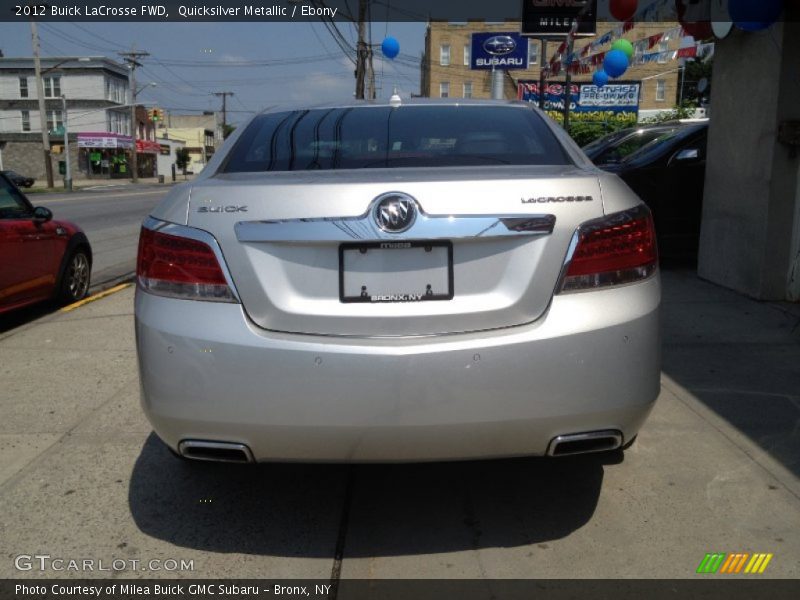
<box><xmin>697</xmin><ymin>553</ymin><xmax>773</xmax><ymax>574</ymax></box>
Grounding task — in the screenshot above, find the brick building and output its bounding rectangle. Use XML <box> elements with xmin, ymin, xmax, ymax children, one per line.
<box><xmin>421</xmin><ymin>21</ymin><xmax>684</xmax><ymax>117</ymax></box>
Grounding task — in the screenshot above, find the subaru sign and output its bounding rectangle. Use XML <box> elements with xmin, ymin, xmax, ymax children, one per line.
<box><xmin>471</xmin><ymin>32</ymin><xmax>529</xmax><ymax>70</ymax></box>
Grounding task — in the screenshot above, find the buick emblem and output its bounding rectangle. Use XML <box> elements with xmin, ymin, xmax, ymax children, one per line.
<box><xmin>483</xmin><ymin>35</ymin><xmax>516</xmax><ymax>56</ymax></box>
<box><xmin>373</xmin><ymin>193</ymin><xmax>417</xmax><ymax>233</ymax></box>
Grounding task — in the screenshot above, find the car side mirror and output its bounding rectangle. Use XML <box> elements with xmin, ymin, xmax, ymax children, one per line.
<box><xmin>674</xmin><ymin>148</ymin><xmax>700</xmax><ymax>162</ymax></box>
<box><xmin>32</xmin><ymin>206</ymin><xmax>53</xmax><ymax>223</ymax></box>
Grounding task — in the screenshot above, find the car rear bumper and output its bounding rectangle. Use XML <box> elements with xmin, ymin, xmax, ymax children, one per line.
<box><xmin>135</xmin><ymin>275</ymin><xmax>661</xmax><ymax>462</ymax></box>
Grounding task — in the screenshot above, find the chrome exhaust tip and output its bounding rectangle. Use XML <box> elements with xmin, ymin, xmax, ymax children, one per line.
<box><xmin>178</xmin><ymin>440</ymin><xmax>255</xmax><ymax>463</ymax></box>
<box><xmin>546</xmin><ymin>430</ymin><xmax>623</xmax><ymax>457</ymax></box>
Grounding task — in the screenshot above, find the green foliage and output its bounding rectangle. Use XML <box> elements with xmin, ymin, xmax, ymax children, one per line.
<box><xmin>544</xmin><ymin>110</ymin><xmax>636</xmax><ymax>146</ymax></box>
<box><xmin>175</xmin><ymin>147</ymin><xmax>191</xmax><ymax>179</ymax></box>
<box><xmin>639</xmin><ymin>100</ymin><xmax>698</xmax><ymax>124</ymax></box>
<box><xmin>565</xmin><ymin>120</ymin><xmax>632</xmax><ymax>147</ymax></box>
<box><xmin>223</xmin><ymin>124</ymin><xmax>236</xmax><ymax>139</ymax></box>
<box><xmin>175</xmin><ymin>147</ymin><xmax>190</xmax><ymax>171</ymax></box>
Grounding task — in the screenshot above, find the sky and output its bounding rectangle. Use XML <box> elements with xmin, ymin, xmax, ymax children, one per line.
<box><xmin>0</xmin><ymin>20</ymin><xmax>428</xmax><ymax>125</ymax></box>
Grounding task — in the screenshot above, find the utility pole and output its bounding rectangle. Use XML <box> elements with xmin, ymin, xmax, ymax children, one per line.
<box><xmin>213</xmin><ymin>91</ymin><xmax>234</xmax><ymax>138</ymax></box>
<box><xmin>538</xmin><ymin>39</ymin><xmax>547</xmax><ymax>111</ymax></box>
<box><xmin>62</xmin><ymin>95</ymin><xmax>71</xmax><ymax>191</ymax></box>
<box><xmin>366</xmin><ymin>10</ymin><xmax>375</xmax><ymax>100</ymax></box>
<box><xmin>30</xmin><ymin>20</ymin><xmax>54</xmax><ymax>188</ymax></box>
<box><xmin>119</xmin><ymin>48</ymin><xmax>149</xmax><ymax>183</ymax></box>
<box><xmin>354</xmin><ymin>0</ymin><xmax>367</xmax><ymax>99</ymax></box>
<box><xmin>563</xmin><ymin>35</ymin><xmax>574</xmax><ymax>132</ymax></box>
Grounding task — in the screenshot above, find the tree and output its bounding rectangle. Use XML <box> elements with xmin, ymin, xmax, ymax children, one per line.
<box><xmin>175</xmin><ymin>147</ymin><xmax>190</xmax><ymax>179</ymax></box>
<box><xmin>679</xmin><ymin>58</ymin><xmax>713</xmax><ymax>107</ymax></box>
<box><xmin>223</xmin><ymin>124</ymin><xmax>236</xmax><ymax>139</ymax></box>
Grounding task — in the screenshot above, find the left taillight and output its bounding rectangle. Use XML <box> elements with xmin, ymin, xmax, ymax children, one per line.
<box><xmin>136</xmin><ymin>226</ymin><xmax>237</xmax><ymax>302</ymax></box>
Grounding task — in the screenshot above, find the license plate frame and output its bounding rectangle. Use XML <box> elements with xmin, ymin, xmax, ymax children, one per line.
<box><xmin>338</xmin><ymin>240</ymin><xmax>454</xmax><ymax>304</ymax></box>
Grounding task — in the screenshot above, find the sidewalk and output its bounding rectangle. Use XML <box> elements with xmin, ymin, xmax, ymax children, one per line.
<box><xmin>0</xmin><ymin>269</ymin><xmax>798</xmax><ymax>579</ymax></box>
<box><xmin>26</xmin><ymin>174</ymin><xmax>195</xmax><ymax>193</ymax></box>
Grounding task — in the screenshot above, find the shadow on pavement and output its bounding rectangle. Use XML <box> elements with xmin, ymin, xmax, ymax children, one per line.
<box><xmin>659</xmin><ymin>264</ymin><xmax>800</xmax><ymax>477</ymax></box>
<box><xmin>0</xmin><ymin>301</ymin><xmax>58</xmax><ymax>335</ymax></box>
<box><xmin>129</xmin><ymin>433</ymin><xmax>612</xmax><ymax>557</ymax></box>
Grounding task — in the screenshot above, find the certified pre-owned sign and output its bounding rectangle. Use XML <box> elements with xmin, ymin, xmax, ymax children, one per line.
<box><xmin>471</xmin><ymin>32</ymin><xmax>529</xmax><ymax>70</ymax></box>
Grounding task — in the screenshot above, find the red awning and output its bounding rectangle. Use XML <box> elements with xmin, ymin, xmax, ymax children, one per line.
<box><xmin>136</xmin><ymin>139</ymin><xmax>161</xmax><ymax>154</ymax></box>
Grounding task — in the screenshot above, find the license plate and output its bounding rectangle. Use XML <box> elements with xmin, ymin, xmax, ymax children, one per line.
<box><xmin>339</xmin><ymin>241</ymin><xmax>454</xmax><ymax>303</ymax></box>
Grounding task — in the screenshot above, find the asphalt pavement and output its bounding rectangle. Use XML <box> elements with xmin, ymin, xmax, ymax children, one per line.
<box><xmin>30</xmin><ymin>184</ymin><xmax>170</xmax><ymax>289</ymax></box>
<box><xmin>0</xmin><ymin>268</ymin><xmax>798</xmax><ymax>582</ymax></box>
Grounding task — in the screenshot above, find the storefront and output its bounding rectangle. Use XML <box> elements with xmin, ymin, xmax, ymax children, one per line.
<box><xmin>135</xmin><ymin>139</ymin><xmax>161</xmax><ymax>178</ymax></box>
<box><xmin>77</xmin><ymin>132</ymin><xmax>133</xmax><ymax>179</ymax></box>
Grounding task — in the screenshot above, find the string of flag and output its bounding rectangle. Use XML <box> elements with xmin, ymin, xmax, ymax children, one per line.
<box><xmin>543</xmin><ymin>26</ymin><xmax>713</xmax><ymax>77</ymax></box>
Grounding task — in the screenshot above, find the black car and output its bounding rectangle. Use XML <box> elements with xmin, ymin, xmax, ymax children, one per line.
<box><xmin>582</xmin><ymin>124</ymin><xmax>683</xmax><ymax>165</ymax></box>
<box><xmin>1</xmin><ymin>170</ymin><xmax>35</xmax><ymax>188</ymax></box>
<box><xmin>599</xmin><ymin>122</ymin><xmax>708</xmax><ymax>259</ymax></box>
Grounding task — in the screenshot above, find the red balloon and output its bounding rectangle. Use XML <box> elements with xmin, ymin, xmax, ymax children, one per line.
<box><xmin>675</xmin><ymin>0</ymin><xmax>714</xmax><ymax>40</ymax></box>
<box><xmin>610</xmin><ymin>0</ymin><xmax>638</xmax><ymax>22</ymax></box>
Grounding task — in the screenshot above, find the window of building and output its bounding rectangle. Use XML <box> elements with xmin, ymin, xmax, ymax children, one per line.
<box><xmin>440</xmin><ymin>44</ymin><xmax>450</xmax><ymax>66</ymax></box>
<box><xmin>46</xmin><ymin>110</ymin><xmax>63</xmax><ymax>132</ymax></box>
<box><xmin>19</xmin><ymin>77</ymin><xmax>29</xmax><ymax>98</ymax></box>
<box><xmin>43</xmin><ymin>76</ymin><xmax>61</xmax><ymax>98</ymax></box>
<box><xmin>463</xmin><ymin>44</ymin><xmax>470</xmax><ymax>66</ymax></box>
<box><xmin>440</xmin><ymin>82</ymin><xmax>450</xmax><ymax>98</ymax></box>
<box><xmin>528</xmin><ymin>42</ymin><xmax>539</xmax><ymax>65</ymax></box>
<box><xmin>21</xmin><ymin>110</ymin><xmax>30</xmax><ymax>132</ymax></box>
<box><xmin>655</xmin><ymin>80</ymin><xmax>666</xmax><ymax>101</ymax></box>
<box><xmin>658</xmin><ymin>41</ymin><xmax>668</xmax><ymax>64</ymax></box>
<box><xmin>106</xmin><ymin>110</ymin><xmax>129</xmax><ymax>134</ymax></box>
<box><xmin>106</xmin><ymin>77</ymin><xmax>127</xmax><ymax>103</ymax></box>
<box><xmin>463</xmin><ymin>82</ymin><xmax>473</xmax><ymax>98</ymax></box>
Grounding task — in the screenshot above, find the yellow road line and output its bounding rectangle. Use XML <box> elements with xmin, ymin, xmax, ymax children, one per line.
<box><xmin>60</xmin><ymin>282</ymin><xmax>132</xmax><ymax>312</ymax></box>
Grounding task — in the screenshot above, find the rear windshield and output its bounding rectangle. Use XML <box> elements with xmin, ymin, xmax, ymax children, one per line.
<box><xmin>222</xmin><ymin>105</ymin><xmax>571</xmax><ymax>172</ymax></box>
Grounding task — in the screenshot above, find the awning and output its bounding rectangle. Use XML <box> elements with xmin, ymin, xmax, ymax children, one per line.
<box><xmin>136</xmin><ymin>139</ymin><xmax>161</xmax><ymax>154</ymax></box>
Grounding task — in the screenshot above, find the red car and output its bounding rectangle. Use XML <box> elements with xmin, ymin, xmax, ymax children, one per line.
<box><xmin>0</xmin><ymin>172</ymin><xmax>91</xmax><ymax>313</ymax></box>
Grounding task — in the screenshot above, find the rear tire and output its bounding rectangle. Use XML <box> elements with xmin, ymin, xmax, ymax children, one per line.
<box><xmin>57</xmin><ymin>249</ymin><xmax>91</xmax><ymax>304</ymax></box>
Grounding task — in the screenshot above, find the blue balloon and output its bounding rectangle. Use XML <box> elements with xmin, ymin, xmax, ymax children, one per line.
<box><xmin>729</xmin><ymin>0</ymin><xmax>783</xmax><ymax>31</ymax></box>
<box><xmin>603</xmin><ymin>49</ymin><xmax>629</xmax><ymax>78</ymax></box>
<box><xmin>381</xmin><ymin>37</ymin><xmax>400</xmax><ymax>60</ymax></box>
<box><xmin>592</xmin><ymin>69</ymin><xmax>609</xmax><ymax>88</ymax></box>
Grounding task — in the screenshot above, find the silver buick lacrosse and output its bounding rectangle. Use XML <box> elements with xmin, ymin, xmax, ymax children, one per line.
<box><xmin>135</xmin><ymin>100</ymin><xmax>660</xmax><ymax>463</ymax></box>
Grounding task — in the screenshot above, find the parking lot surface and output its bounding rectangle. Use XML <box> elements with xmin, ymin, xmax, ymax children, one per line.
<box><xmin>0</xmin><ymin>270</ymin><xmax>798</xmax><ymax>579</ymax></box>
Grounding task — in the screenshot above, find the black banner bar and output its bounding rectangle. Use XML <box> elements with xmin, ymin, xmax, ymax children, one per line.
<box><xmin>3</xmin><ymin>579</ymin><xmax>800</xmax><ymax>600</ymax></box>
<box><xmin>1</xmin><ymin>0</ymin><xmax>799</xmax><ymax>23</ymax></box>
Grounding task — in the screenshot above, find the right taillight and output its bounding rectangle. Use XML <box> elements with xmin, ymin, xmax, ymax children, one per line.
<box><xmin>558</xmin><ymin>205</ymin><xmax>658</xmax><ymax>293</ymax></box>
<box><xmin>136</xmin><ymin>226</ymin><xmax>237</xmax><ymax>302</ymax></box>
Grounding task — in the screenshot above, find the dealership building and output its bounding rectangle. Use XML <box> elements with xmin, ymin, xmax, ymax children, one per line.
<box><xmin>421</xmin><ymin>20</ymin><xmax>687</xmax><ymax>119</ymax></box>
